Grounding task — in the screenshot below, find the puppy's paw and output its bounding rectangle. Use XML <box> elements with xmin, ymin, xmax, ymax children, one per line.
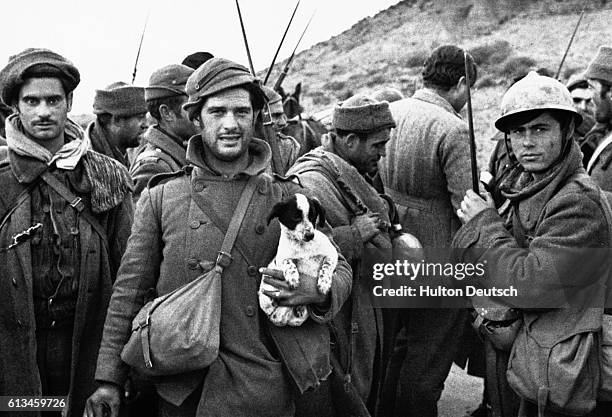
<box><xmin>258</xmin><ymin>281</ymin><xmax>278</xmax><ymax>316</ymax></box>
<box><xmin>281</xmin><ymin>259</ymin><xmax>300</xmax><ymax>289</ymax></box>
<box><xmin>270</xmin><ymin>306</ymin><xmax>292</xmax><ymax>326</ymax></box>
<box><xmin>317</xmin><ymin>262</ymin><xmax>334</xmax><ymax>295</ymax></box>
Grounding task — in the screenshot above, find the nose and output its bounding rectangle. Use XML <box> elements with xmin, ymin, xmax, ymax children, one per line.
<box><xmin>379</xmin><ymin>146</ymin><xmax>387</xmax><ymax>158</ymax></box>
<box><xmin>578</xmin><ymin>100</ymin><xmax>588</xmax><ymax>112</ymax></box>
<box><xmin>304</xmin><ymin>231</ymin><xmax>314</xmax><ymax>241</ymax></box>
<box><xmin>222</xmin><ymin>112</ymin><xmax>240</xmax><ymax>130</ymax></box>
<box><xmin>37</xmin><ymin>102</ymin><xmax>52</xmax><ymax>118</ymax></box>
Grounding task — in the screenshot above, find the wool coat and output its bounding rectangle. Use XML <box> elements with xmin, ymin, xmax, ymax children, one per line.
<box><xmin>95</xmin><ymin>137</ymin><xmax>352</xmax><ymax>417</ymax></box>
<box><xmin>129</xmin><ymin>125</ymin><xmax>188</xmax><ymax>204</ymax></box>
<box><xmin>452</xmin><ymin>140</ymin><xmax>612</xmax><ymax>417</ymax></box>
<box><xmin>587</xmin><ymin>132</ymin><xmax>612</xmax><ymax>192</ymax></box>
<box><xmin>0</xmin><ymin>150</ymin><xmax>133</xmax><ymax>417</ymax></box>
<box><xmin>288</xmin><ymin>144</ymin><xmax>392</xmax><ymax>406</ymax></box>
<box><xmin>377</xmin><ymin>88</ymin><xmax>472</xmax><ymax>417</ymax></box>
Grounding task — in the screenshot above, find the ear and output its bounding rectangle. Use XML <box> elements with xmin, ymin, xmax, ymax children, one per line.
<box><xmin>346</xmin><ymin>132</ymin><xmax>360</xmax><ymax>149</ymax></box>
<box><xmin>310</xmin><ymin>197</ymin><xmax>326</xmax><ymax>227</ymax></box>
<box><xmin>267</xmin><ymin>201</ymin><xmax>286</xmax><ymax>225</ymax></box>
<box><xmin>456</xmin><ymin>76</ymin><xmax>467</xmax><ymax>90</ymax></box>
<box><xmin>294</xmin><ymin>83</ymin><xmax>302</xmax><ymax>99</ymax></box>
<box><xmin>159</xmin><ymin>104</ymin><xmax>174</xmax><ymax>122</ymax></box>
<box><xmin>66</xmin><ymin>92</ymin><xmax>73</xmax><ymax>113</ymax></box>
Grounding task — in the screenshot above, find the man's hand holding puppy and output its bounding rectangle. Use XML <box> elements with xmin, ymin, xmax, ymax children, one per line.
<box><xmin>260</xmin><ymin>268</ymin><xmax>329</xmax><ymax>307</ymax></box>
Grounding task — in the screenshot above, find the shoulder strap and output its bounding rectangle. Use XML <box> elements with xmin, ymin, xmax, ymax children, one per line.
<box><xmin>39</xmin><ymin>171</ymin><xmax>108</xmax><ymax>248</ymax></box>
<box><xmin>296</xmin><ymin>167</ymin><xmax>364</xmax><ymax>216</ymax></box>
<box><xmin>0</xmin><ymin>178</ymin><xmax>41</xmax><ymax>232</ymax></box>
<box><xmin>587</xmin><ymin>133</ymin><xmax>612</xmax><ymax>174</ymax></box>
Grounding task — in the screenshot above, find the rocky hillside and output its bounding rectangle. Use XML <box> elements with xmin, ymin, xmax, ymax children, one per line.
<box><xmin>266</xmin><ymin>0</ymin><xmax>612</xmax><ymax>166</ymax></box>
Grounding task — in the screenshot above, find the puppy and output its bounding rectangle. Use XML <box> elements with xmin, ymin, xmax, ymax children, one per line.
<box><xmin>259</xmin><ymin>193</ymin><xmax>338</xmax><ymax>326</ymax></box>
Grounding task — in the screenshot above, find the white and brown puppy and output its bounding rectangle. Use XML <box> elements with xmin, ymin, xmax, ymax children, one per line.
<box><xmin>259</xmin><ymin>193</ymin><xmax>338</xmax><ymax>326</ymax></box>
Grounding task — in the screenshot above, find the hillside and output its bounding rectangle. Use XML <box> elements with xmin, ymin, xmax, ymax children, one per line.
<box><xmin>267</xmin><ymin>0</ymin><xmax>612</xmax><ymax>166</ymax></box>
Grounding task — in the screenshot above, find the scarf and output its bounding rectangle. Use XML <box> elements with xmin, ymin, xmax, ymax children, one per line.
<box><xmin>5</xmin><ymin>114</ymin><xmax>90</xmax><ymax>169</ymax></box>
<box><xmin>5</xmin><ymin>114</ymin><xmax>132</xmax><ymax>213</ymax></box>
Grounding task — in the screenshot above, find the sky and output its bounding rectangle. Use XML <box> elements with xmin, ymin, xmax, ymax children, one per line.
<box><xmin>1</xmin><ymin>0</ymin><xmax>401</xmax><ymax>114</ymax></box>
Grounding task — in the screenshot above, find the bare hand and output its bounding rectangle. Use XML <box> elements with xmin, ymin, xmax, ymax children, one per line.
<box><xmin>259</xmin><ymin>267</ymin><xmax>328</xmax><ymax>306</ymax></box>
<box><xmin>83</xmin><ymin>383</ymin><xmax>121</xmax><ymax>417</ymax></box>
<box><xmin>352</xmin><ymin>213</ymin><xmax>382</xmax><ymax>242</ymax></box>
<box><xmin>457</xmin><ymin>190</ymin><xmax>495</xmax><ymax>224</ymax></box>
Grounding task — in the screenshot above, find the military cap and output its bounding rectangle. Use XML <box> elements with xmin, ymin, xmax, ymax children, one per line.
<box><xmin>183</xmin><ymin>57</ymin><xmax>266</xmax><ymax>121</ymax></box>
<box><xmin>585</xmin><ymin>46</ymin><xmax>612</xmax><ymax>84</ymax></box>
<box><xmin>0</xmin><ymin>48</ymin><xmax>80</xmax><ymax>104</ymax></box>
<box><xmin>332</xmin><ymin>94</ymin><xmax>396</xmax><ymax>133</ymax></box>
<box><xmin>93</xmin><ymin>81</ymin><xmax>147</xmax><ymax>117</ymax></box>
<box><xmin>145</xmin><ymin>64</ymin><xmax>194</xmax><ymax>102</ymax></box>
<box><xmin>566</xmin><ymin>72</ymin><xmax>589</xmax><ymax>92</ymax></box>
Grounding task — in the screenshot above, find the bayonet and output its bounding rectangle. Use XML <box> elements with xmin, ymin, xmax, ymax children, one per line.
<box><xmin>464</xmin><ymin>51</ymin><xmax>479</xmax><ymax>193</ymax></box>
<box><xmin>235</xmin><ymin>0</ymin><xmax>256</xmax><ymax>76</ymax></box>
<box><xmin>273</xmin><ymin>11</ymin><xmax>315</xmax><ymax>92</ymax></box>
<box><xmin>264</xmin><ymin>0</ymin><xmax>300</xmax><ymax>85</ymax></box>
<box><xmin>131</xmin><ymin>9</ymin><xmax>150</xmax><ymax>84</ymax></box>
<box><xmin>555</xmin><ymin>0</ymin><xmax>588</xmax><ymax>79</ymax></box>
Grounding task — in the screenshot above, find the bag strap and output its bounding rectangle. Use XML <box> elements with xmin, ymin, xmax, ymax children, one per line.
<box><xmin>208</xmin><ymin>176</ymin><xmax>259</xmax><ymax>272</ymax></box>
<box><xmin>39</xmin><ymin>171</ymin><xmax>108</xmax><ymax>249</ymax></box>
<box><xmin>0</xmin><ymin>178</ymin><xmax>41</xmax><ymax>232</ymax></box>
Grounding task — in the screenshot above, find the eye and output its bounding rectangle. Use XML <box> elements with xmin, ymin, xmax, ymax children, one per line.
<box><xmin>24</xmin><ymin>97</ymin><xmax>38</xmax><ymax>106</ymax></box>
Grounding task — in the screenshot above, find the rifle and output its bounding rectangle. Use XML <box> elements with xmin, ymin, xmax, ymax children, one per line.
<box><xmin>555</xmin><ymin>0</ymin><xmax>588</xmax><ymax>79</ymax></box>
<box><xmin>235</xmin><ymin>0</ymin><xmax>285</xmax><ymax>175</ymax></box>
<box><xmin>273</xmin><ymin>11</ymin><xmax>315</xmax><ymax>93</ymax></box>
<box><xmin>264</xmin><ymin>1</ymin><xmax>301</xmax><ymax>85</ymax></box>
<box><xmin>131</xmin><ymin>9</ymin><xmax>150</xmax><ymax>84</ymax></box>
<box><xmin>463</xmin><ymin>51</ymin><xmax>479</xmax><ymax>193</ymax></box>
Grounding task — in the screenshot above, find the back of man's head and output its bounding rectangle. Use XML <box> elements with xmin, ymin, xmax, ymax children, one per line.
<box><xmin>422</xmin><ymin>45</ymin><xmax>477</xmax><ymax>91</ymax></box>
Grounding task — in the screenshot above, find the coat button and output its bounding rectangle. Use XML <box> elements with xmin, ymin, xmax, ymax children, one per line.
<box><xmin>247</xmin><ymin>266</ymin><xmax>258</xmax><ymax>276</ymax></box>
<box><xmin>255</xmin><ymin>224</ymin><xmax>265</xmax><ymax>234</ymax></box>
<box><xmin>187</xmin><ymin>258</ymin><xmax>199</xmax><ymax>269</ymax></box>
<box><xmin>258</xmin><ymin>184</ymin><xmax>267</xmax><ymax>195</ymax></box>
<box><xmin>193</xmin><ymin>182</ymin><xmax>205</xmax><ymax>192</ymax></box>
<box><xmin>190</xmin><ymin>220</ymin><xmax>201</xmax><ymax>229</ymax></box>
<box><xmin>246</xmin><ymin>305</ymin><xmax>256</xmax><ymax>317</ymax></box>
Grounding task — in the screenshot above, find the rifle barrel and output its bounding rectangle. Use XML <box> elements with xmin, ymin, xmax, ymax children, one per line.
<box><xmin>464</xmin><ymin>51</ymin><xmax>479</xmax><ymax>193</ymax></box>
<box><xmin>235</xmin><ymin>0</ymin><xmax>256</xmax><ymax>76</ymax></box>
<box><xmin>273</xmin><ymin>11</ymin><xmax>315</xmax><ymax>92</ymax></box>
<box><xmin>264</xmin><ymin>0</ymin><xmax>300</xmax><ymax>85</ymax></box>
<box><xmin>555</xmin><ymin>0</ymin><xmax>588</xmax><ymax>79</ymax></box>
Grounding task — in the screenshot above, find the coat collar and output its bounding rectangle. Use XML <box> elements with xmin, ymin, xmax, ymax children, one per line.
<box><xmin>144</xmin><ymin>125</ymin><xmax>188</xmax><ymax>167</ymax></box>
<box><xmin>185</xmin><ymin>135</ymin><xmax>272</xmax><ymax>178</ymax></box>
<box><xmin>413</xmin><ymin>88</ymin><xmax>462</xmax><ymax>119</ymax></box>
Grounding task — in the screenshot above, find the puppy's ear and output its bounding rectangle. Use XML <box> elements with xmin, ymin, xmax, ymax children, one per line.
<box><xmin>267</xmin><ymin>201</ymin><xmax>285</xmax><ymax>225</ymax></box>
<box><xmin>310</xmin><ymin>197</ymin><xmax>326</xmax><ymax>227</ymax></box>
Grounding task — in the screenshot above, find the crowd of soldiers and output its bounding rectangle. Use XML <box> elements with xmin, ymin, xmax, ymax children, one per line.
<box><xmin>1</xmin><ymin>39</ymin><xmax>612</xmax><ymax>417</ymax></box>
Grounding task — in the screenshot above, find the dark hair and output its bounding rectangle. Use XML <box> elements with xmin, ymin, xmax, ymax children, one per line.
<box><xmin>422</xmin><ymin>45</ymin><xmax>477</xmax><ymax>91</ymax></box>
<box><xmin>502</xmin><ymin>109</ymin><xmax>572</xmax><ymax>133</ymax></box>
<box><xmin>568</xmin><ymin>80</ymin><xmax>589</xmax><ymax>91</ymax></box>
<box><xmin>192</xmin><ymin>85</ymin><xmax>265</xmax><ymax>121</ymax></box>
<box><xmin>334</xmin><ymin>128</ymin><xmax>370</xmax><ymax>141</ymax></box>
<box><xmin>147</xmin><ymin>95</ymin><xmax>185</xmax><ymax>121</ymax></box>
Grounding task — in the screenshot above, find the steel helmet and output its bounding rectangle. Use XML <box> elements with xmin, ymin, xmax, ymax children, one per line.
<box><xmin>495</xmin><ymin>71</ymin><xmax>582</xmax><ymax>131</ymax></box>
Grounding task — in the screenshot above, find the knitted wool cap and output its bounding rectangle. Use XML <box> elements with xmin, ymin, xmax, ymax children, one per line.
<box><xmin>93</xmin><ymin>81</ymin><xmax>146</xmax><ymax>116</ymax></box>
<box><xmin>183</xmin><ymin>57</ymin><xmax>266</xmax><ymax>120</ymax></box>
<box><xmin>332</xmin><ymin>94</ymin><xmax>396</xmax><ymax>133</ymax></box>
<box><xmin>145</xmin><ymin>64</ymin><xmax>194</xmax><ymax>102</ymax></box>
<box><xmin>261</xmin><ymin>85</ymin><xmax>282</xmax><ymax>105</ymax></box>
<box><xmin>0</xmin><ymin>48</ymin><xmax>80</xmax><ymax>104</ymax></box>
<box><xmin>585</xmin><ymin>46</ymin><xmax>612</xmax><ymax>84</ymax></box>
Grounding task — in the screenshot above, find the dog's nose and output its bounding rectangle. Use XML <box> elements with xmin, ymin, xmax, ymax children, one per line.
<box><xmin>304</xmin><ymin>232</ymin><xmax>315</xmax><ymax>241</ymax></box>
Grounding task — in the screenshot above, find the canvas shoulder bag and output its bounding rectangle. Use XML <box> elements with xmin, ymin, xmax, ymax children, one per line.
<box><xmin>120</xmin><ymin>175</ymin><xmax>259</xmax><ymax>376</ymax></box>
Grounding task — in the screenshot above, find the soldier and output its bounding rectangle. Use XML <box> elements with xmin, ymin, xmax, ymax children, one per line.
<box><xmin>584</xmin><ymin>46</ymin><xmax>612</xmax><ymax>191</ymax></box>
<box><xmin>0</xmin><ymin>48</ymin><xmax>133</xmax><ymax>417</ymax></box>
<box><xmin>84</xmin><ymin>57</ymin><xmax>352</xmax><ymax>417</ymax></box>
<box><xmin>454</xmin><ymin>71</ymin><xmax>612</xmax><ymax>417</ymax></box>
<box><xmin>378</xmin><ymin>44</ymin><xmax>477</xmax><ymax>417</ymax></box>
<box><xmin>129</xmin><ymin>64</ymin><xmax>196</xmax><ymax>203</ymax></box>
<box><xmin>258</xmin><ymin>85</ymin><xmax>301</xmax><ymax>174</ymax></box>
<box><xmin>86</xmin><ymin>81</ymin><xmax>147</xmax><ymax>167</ymax></box>
<box><xmin>288</xmin><ymin>94</ymin><xmax>397</xmax><ymax>416</ymax></box>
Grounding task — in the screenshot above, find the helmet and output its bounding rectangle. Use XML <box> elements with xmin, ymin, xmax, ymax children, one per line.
<box><xmin>495</xmin><ymin>71</ymin><xmax>582</xmax><ymax>131</ymax></box>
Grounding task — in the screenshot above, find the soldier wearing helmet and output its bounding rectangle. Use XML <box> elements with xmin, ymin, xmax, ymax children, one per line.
<box><xmin>453</xmin><ymin>71</ymin><xmax>612</xmax><ymax>417</ymax></box>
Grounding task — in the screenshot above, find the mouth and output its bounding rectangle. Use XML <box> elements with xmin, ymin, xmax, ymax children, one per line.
<box><xmin>520</xmin><ymin>153</ymin><xmax>541</xmax><ymax>161</ymax></box>
<box><xmin>218</xmin><ymin>135</ymin><xmax>241</xmax><ymax>143</ymax></box>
